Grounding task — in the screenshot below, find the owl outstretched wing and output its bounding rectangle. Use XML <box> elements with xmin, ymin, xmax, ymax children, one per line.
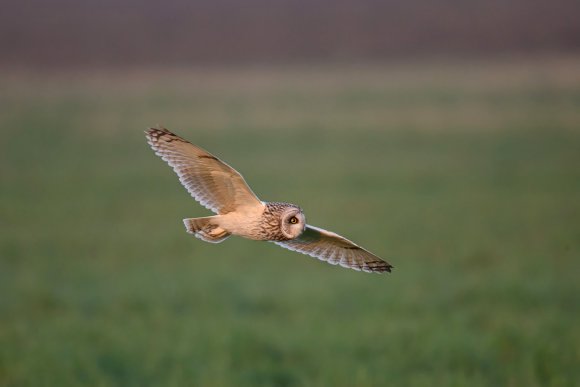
<box><xmin>146</xmin><ymin>127</ymin><xmax>263</xmax><ymax>214</ymax></box>
<box><xmin>275</xmin><ymin>225</ymin><xmax>392</xmax><ymax>273</ymax></box>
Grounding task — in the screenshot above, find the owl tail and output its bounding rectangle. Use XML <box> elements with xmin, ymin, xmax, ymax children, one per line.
<box><xmin>183</xmin><ymin>216</ymin><xmax>231</xmax><ymax>243</ymax></box>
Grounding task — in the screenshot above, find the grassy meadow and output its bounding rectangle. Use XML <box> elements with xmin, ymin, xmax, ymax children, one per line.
<box><xmin>1</xmin><ymin>58</ymin><xmax>579</xmax><ymax>386</ymax></box>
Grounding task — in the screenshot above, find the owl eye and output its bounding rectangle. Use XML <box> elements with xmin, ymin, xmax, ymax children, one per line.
<box><xmin>289</xmin><ymin>216</ymin><xmax>299</xmax><ymax>224</ymax></box>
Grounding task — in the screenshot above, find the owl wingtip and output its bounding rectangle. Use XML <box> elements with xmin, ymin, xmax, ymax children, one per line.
<box><xmin>375</xmin><ymin>263</ymin><xmax>393</xmax><ymax>274</ymax></box>
<box><xmin>145</xmin><ymin>125</ymin><xmax>169</xmax><ymax>133</ymax></box>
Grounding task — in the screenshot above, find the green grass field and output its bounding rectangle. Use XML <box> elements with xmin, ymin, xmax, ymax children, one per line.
<box><xmin>1</xmin><ymin>58</ymin><xmax>579</xmax><ymax>386</ymax></box>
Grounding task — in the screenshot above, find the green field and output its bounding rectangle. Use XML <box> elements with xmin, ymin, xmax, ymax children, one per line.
<box><xmin>1</xmin><ymin>58</ymin><xmax>579</xmax><ymax>386</ymax></box>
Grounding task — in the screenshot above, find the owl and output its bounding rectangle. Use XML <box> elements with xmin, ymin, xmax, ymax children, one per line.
<box><xmin>146</xmin><ymin>127</ymin><xmax>393</xmax><ymax>274</ymax></box>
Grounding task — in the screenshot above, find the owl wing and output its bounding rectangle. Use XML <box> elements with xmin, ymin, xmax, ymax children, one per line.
<box><xmin>275</xmin><ymin>225</ymin><xmax>393</xmax><ymax>273</ymax></box>
<box><xmin>146</xmin><ymin>127</ymin><xmax>263</xmax><ymax>214</ymax></box>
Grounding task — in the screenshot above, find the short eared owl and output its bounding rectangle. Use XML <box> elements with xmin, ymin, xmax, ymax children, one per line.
<box><xmin>146</xmin><ymin>127</ymin><xmax>393</xmax><ymax>274</ymax></box>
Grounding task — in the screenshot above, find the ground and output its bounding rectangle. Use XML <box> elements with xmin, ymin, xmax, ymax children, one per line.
<box><xmin>1</xmin><ymin>57</ymin><xmax>579</xmax><ymax>386</ymax></box>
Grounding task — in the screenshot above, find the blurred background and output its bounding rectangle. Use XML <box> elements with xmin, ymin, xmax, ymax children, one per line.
<box><xmin>1</xmin><ymin>0</ymin><xmax>579</xmax><ymax>386</ymax></box>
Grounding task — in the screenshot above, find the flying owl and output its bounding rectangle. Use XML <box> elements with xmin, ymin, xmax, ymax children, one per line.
<box><xmin>145</xmin><ymin>127</ymin><xmax>393</xmax><ymax>274</ymax></box>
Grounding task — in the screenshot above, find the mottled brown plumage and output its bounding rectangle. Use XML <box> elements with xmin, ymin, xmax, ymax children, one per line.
<box><xmin>146</xmin><ymin>126</ymin><xmax>393</xmax><ymax>274</ymax></box>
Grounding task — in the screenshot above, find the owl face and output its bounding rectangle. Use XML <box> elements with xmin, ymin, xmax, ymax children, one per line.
<box><xmin>280</xmin><ymin>208</ymin><xmax>306</xmax><ymax>239</ymax></box>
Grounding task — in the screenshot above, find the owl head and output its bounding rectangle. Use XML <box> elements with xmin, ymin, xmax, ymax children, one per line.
<box><xmin>280</xmin><ymin>206</ymin><xmax>306</xmax><ymax>239</ymax></box>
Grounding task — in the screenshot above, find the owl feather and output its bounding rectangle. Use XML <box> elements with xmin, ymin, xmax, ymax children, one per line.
<box><xmin>146</xmin><ymin>126</ymin><xmax>393</xmax><ymax>274</ymax></box>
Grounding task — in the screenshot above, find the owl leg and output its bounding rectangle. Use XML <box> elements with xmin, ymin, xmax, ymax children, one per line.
<box><xmin>183</xmin><ymin>216</ymin><xmax>231</xmax><ymax>243</ymax></box>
